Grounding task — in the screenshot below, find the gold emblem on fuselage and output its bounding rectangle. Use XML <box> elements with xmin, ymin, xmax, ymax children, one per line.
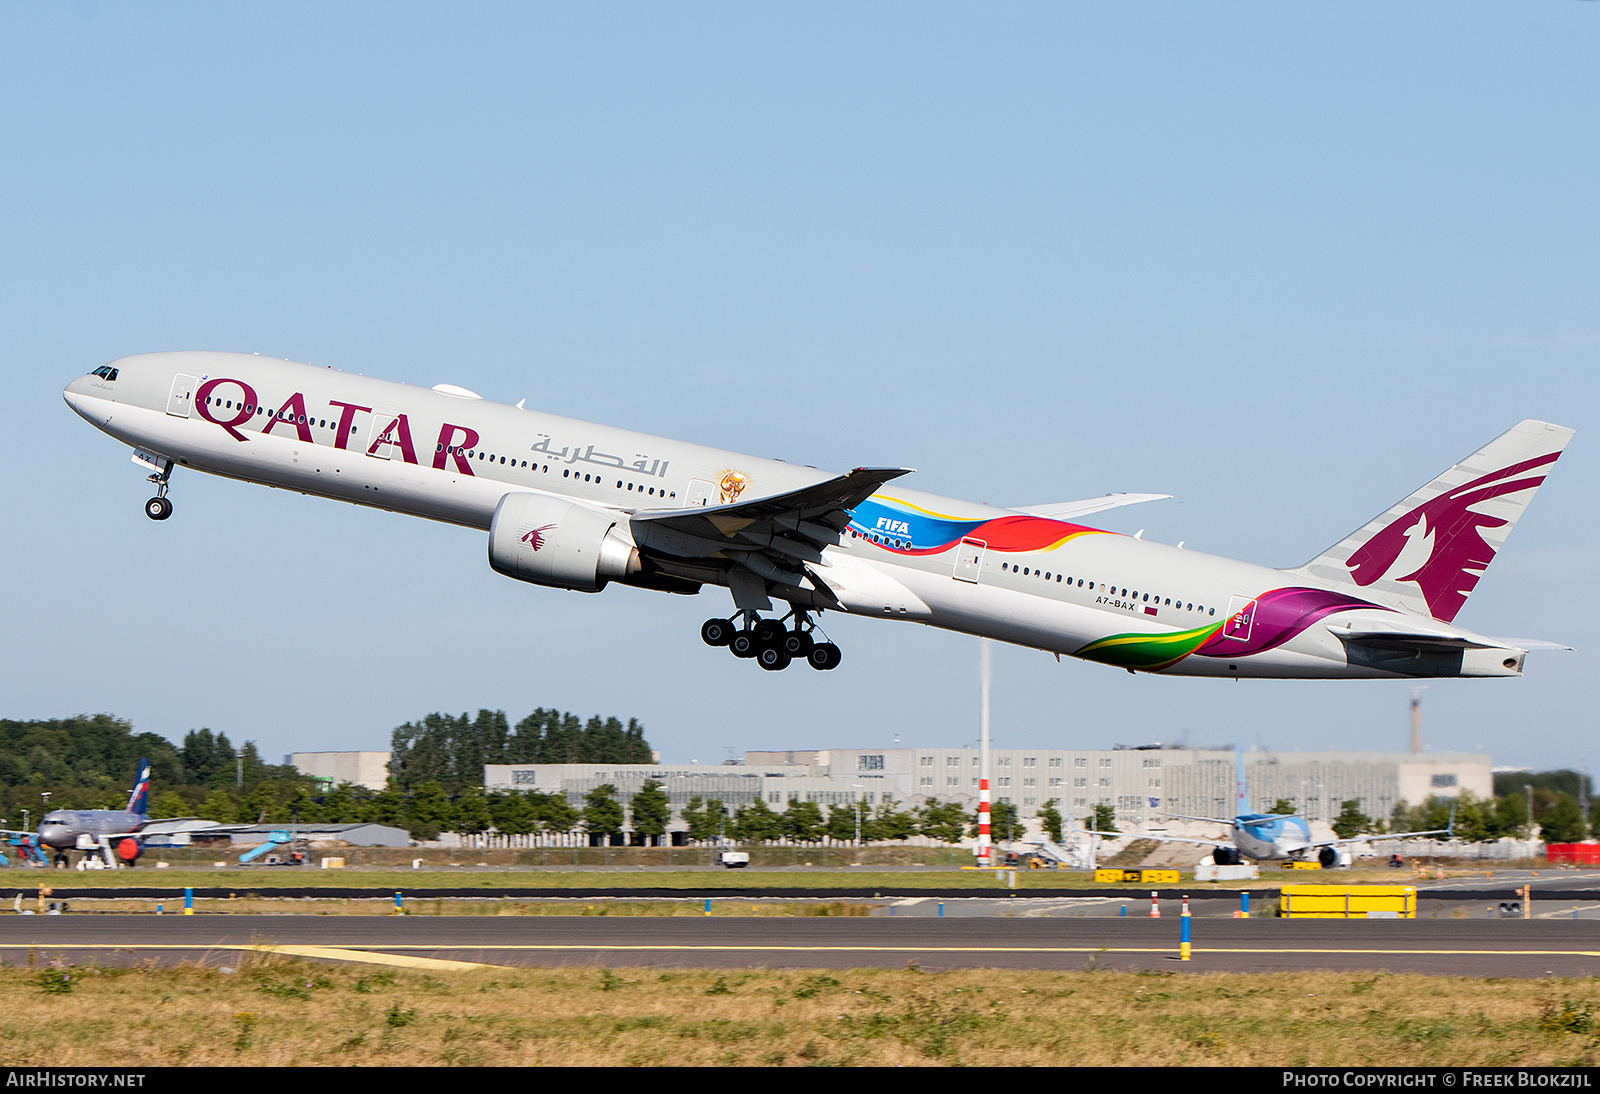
<box><xmin>719</xmin><ymin>471</ymin><xmax>748</xmax><ymax>505</ymax></box>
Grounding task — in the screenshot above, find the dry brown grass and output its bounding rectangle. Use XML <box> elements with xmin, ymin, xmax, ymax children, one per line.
<box><xmin>1</xmin><ymin>953</ymin><xmax>1598</xmax><ymax>1066</ymax></box>
<box><xmin>54</xmin><ymin>898</ymin><xmax>876</xmax><ymax>916</ymax></box>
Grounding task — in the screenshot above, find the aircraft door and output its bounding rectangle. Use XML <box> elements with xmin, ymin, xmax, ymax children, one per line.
<box><xmin>952</xmin><ymin>538</ymin><xmax>986</xmax><ymax>583</ymax></box>
<box><xmin>685</xmin><ymin>479</ymin><xmax>715</xmax><ymax>507</ymax></box>
<box><xmin>366</xmin><ymin>408</ymin><xmax>402</xmax><ymax>460</ymax></box>
<box><xmin>1222</xmin><ymin>595</ymin><xmax>1258</xmax><ymax>643</ymax></box>
<box><xmin>166</xmin><ymin>374</ymin><xmax>197</xmax><ymax>418</ymax></box>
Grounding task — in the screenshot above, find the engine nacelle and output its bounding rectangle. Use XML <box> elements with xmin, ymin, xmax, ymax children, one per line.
<box><xmin>488</xmin><ymin>492</ymin><xmax>639</xmax><ymax>592</ymax></box>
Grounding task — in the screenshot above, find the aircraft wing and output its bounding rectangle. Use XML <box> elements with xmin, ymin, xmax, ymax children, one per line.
<box><xmin>1011</xmin><ymin>493</ymin><xmax>1172</xmax><ymax>520</ymax></box>
<box><xmin>1316</xmin><ymin>827</ymin><xmax>1451</xmax><ymax>850</ymax></box>
<box><xmin>1315</xmin><ymin>802</ymin><xmax>1455</xmax><ymax>850</ymax></box>
<box><xmin>1154</xmin><ymin>811</ymin><xmax>1234</xmax><ymax>826</ymax></box>
<box><xmin>1137</xmin><ymin>833</ymin><xmax>1233</xmax><ymax>850</ymax></box>
<box><xmin>134</xmin><ymin>818</ymin><xmax>228</xmax><ymax>837</ymax></box>
<box><xmin>630</xmin><ymin>467</ymin><xmax>914</xmax><ymax>593</ymax></box>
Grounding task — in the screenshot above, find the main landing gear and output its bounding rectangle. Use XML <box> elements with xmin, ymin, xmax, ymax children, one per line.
<box><xmin>144</xmin><ymin>460</ymin><xmax>173</xmax><ymax>521</ymax></box>
<box><xmin>700</xmin><ymin>610</ymin><xmax>842</xmax><ymax>672</ymax></box>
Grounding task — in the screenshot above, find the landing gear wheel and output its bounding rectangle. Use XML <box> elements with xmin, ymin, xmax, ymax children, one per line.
<box><xmin>144</xmin><ymin>496</ymin><xmax>172</xmax><ymax>521</ymax></box>
<box><xmin>782</xmin><ymin>631</ymin><xmax>815</xmax><ymax>658</ymax></box>
<box><xmin>756</xmin><ymin>646</ymin><xmax>792</xmax><ymax>671</ymax></box>
<box><xmin>807</xmin><ymin>642</ymin><xmax>842</xmax><ymax>670</ymax></box>
<box><xmin>753</xmin><ymin>619</ymin><xmax>784</xmax><ymax>644</ymax></box>
<box><xmin>701</xmin><ymin>618</ymin><xmax>734</xmax><ymax>647</ymax></box>
<box><xmin>729</xmin><ymin>632</ymin><xmax>758</xmax><ymax>659</ymax></box>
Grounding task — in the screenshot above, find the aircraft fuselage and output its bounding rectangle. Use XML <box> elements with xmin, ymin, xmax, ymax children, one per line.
<box><xmin>63</xmin><ymin>352</ymin><xmax>1550</xmax><ymax>680</ymax></box>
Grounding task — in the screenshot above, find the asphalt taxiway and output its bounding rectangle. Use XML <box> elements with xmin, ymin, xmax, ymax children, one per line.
<box><xmin>3</xmin><ymin>915</ymin><xmax>1598</xmax><ymax>976</ymax></box>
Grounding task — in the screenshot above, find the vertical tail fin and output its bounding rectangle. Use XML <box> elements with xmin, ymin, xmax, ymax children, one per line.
<box><xmin>1290</xmin><ymin>420</ymin><xmax>1574</xmax><ymax>622</ymax></box>
<box><xmin>125</xmin><ymin>758</ymin><xmax>151</xmax><ymax>815</ymax></box>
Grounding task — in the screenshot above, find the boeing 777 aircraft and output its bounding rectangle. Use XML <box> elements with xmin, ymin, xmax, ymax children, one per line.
<box><xmin>64</xmin><ymin>352</ymin><xmax>1573</xmax><ymax>678</ymax></box>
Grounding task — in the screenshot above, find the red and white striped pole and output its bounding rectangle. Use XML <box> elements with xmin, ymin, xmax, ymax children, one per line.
<box><xmin>978</xmin><ymin>639</ymin><xmax>992</xmax><ymax>867</ymax></box>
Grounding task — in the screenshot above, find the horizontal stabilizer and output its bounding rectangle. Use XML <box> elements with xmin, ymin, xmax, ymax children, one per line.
<box><xmin>1488</xmin><ymin>637</ymin><xmax>1574</xmax><ymax>652</ymax></box>
<box><xmin>1012</xmin><ymin>493</ymin><xmax>1172</xmax><ymax>519</ymax></box>
<box><xmin>1325</xmin><ymin>625</ymin><xmax>1502</xmax><ymax>651</ymax></box>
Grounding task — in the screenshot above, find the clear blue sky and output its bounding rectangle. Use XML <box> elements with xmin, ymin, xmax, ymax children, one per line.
<box><xmin>3</xmin><ymin>3</ymin><xmax>1595</xmax><ymax>777</ymax></box>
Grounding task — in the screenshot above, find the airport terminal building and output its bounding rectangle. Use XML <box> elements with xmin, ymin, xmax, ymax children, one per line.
<box><xmin>481</xmin><ymin>746</ymin><xmax>1491</xmax><ymax>833</ymax></box>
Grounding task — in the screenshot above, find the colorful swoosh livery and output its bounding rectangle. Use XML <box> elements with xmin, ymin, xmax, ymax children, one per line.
<box><xmin>1075</xmin><ymin>587</ymin><xmax>1389</xmax><ymax>671</ymax></box>
<box><xmin>64</xmin><ymin>352</ymin><xmax>1572</xmax><ymax>681</ymax></box>
<box><xmin>849</xmin><ymin>495</ymin><xmax>1109</xmax><ymax>555</ymax></box>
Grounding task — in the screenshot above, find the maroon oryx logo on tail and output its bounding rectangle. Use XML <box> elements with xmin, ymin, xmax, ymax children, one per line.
<box><xmin>520</xmin><ymin>524</ymin><xmax>557</xmax><ymax>552</ymax></box>
<box><xmin>1345</xmin><ymin>453</ymin><xmax>1558</xmax><ymax>622</ymax></box>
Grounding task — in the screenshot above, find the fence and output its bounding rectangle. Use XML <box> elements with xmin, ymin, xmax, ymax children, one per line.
<box><xmin>1363</xmin><ymin>837</ymin><xmax>1543</xmax><ymax>861</ymax></box>
<box><xmin>1546</xmin><ymin>843</ymin><xmax>1600</xmax><ymax>865</ymax></box>
<box><xmin>442</xmin><ymin>831</ymin><xmax>967</xmax><ymax>851</ymax></box>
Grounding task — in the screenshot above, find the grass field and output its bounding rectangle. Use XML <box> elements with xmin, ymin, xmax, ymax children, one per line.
<box><xmin>3</xmin><ymin>955</ymin><xmax>1598</xmax><ymax>1066</ymax></box>
<box><xmin>28</xmin><ymin>897</ymin><xmax>879</xmax><ymax>917</ymax></box>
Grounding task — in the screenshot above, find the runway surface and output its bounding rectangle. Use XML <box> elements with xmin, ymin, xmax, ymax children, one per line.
<box><xmin>3</xmin><ymin>915</ymin><xmax>1598</xmax><ymax>976</ymax></box>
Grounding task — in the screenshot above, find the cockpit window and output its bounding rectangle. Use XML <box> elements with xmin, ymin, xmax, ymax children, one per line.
<box><xmin>89</xmin><ymin>366</ymin><xmax>119</xmax><ymax>381</ymax></box>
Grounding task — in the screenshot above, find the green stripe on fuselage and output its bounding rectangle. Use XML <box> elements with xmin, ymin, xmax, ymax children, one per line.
<box><xmin>1074</xmin><ymin>622</ymin><xmax>1222</xmax><ymax>670</ymax></box>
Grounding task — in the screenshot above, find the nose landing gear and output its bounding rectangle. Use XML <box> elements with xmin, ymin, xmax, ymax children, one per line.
<box><xmin>144</xmin><ymin>459</ymin><xmax>174</xmax><ymax>521</ymax></box>
<box><xmin>699</xmin><ymin>609</ymin><xmax>841</xmax><ymax>671</ymax></box>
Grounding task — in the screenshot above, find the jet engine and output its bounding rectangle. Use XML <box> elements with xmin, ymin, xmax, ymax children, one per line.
<box><xmin>1318</xmin><ymin>846</ymin><xmax>1351</xmax><ymax>868</ymax></box>
<box><xmin>488</xmin><ymin>492</ymin><xmax>640</xmax><ymax>593</ymax></box>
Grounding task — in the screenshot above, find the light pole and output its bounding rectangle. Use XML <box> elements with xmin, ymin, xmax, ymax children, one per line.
<box><xmin>852</xmin><ymin>784</ymin><xmax>864</xmax><ymax>863</ymax></box>
<box><xmin>978</xmin><ymin>639</ymin><xmax>992</xmax><ymax>867</ymax></box>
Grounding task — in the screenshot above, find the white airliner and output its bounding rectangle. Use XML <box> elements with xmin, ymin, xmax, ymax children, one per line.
<box><xmin>64</xmin><ymin>352</ymin><xmax>1573</xmax><ymax>677</ymax></box>
<box><xmin>1148</xmin><ymin>747</ymin><xmax>1453</xmax><ymax>868</ymax></box>
<box><xmin>6</xmin><ymin>759</ymin><xmax>194</xmax><ymax>867</ymax></box>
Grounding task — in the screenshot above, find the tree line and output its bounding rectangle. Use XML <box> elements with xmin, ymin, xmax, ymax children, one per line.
<box><xmin>1325</xmin><ymin>773</ymin><xmax>1596</xmax><ymax>844</ymax></box>
<box><xmin>388</xmin><ymin>709</ymin><xmax>653</xmax><ymax>794</ymax></box>
<box><xmin>5</xmin><ymin>714</ymin><xmax>1596</xmax><ymax>846</ymax></box>
<box><xmin>0</xmin><ymin>710</ymin><xmax>656</xmax><ymax>836</ymax></box>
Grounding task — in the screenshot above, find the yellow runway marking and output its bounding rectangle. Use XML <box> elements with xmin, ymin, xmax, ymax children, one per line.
<box><xmin>252</xmin><ymin>945</ymin><xmax>497</xmax><ymax>971</ymax></box>
<box><xmin>0</xmin><ymin>943</ymin><xmax>496</xmax><ymax>971</ymax></box>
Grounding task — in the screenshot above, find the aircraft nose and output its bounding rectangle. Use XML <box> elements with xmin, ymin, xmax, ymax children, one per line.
<box><xmin>38</xmin><ymin>825</ymin><xmax>71</xmax><ymax>849</ymax></box>
<box><xmin>63</xmin><ymin>374</ymin><xmax>98</xmax><ymax>418</ymax></box>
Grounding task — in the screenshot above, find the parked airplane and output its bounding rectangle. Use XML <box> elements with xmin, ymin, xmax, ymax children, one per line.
<box><xmin>1151</xmin><ymin>747</ymin><xmax>1453</xmax><ymax>867</ymax></box>
<box><xmin>64</xmin><ymin>352</ymin><xmax>1573</xmax><ymax>677</ymax></box>
<box><xmin>7</xmin><ymin>759</ymin><xmax>176</xmax><ymax>866</ymax></box>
